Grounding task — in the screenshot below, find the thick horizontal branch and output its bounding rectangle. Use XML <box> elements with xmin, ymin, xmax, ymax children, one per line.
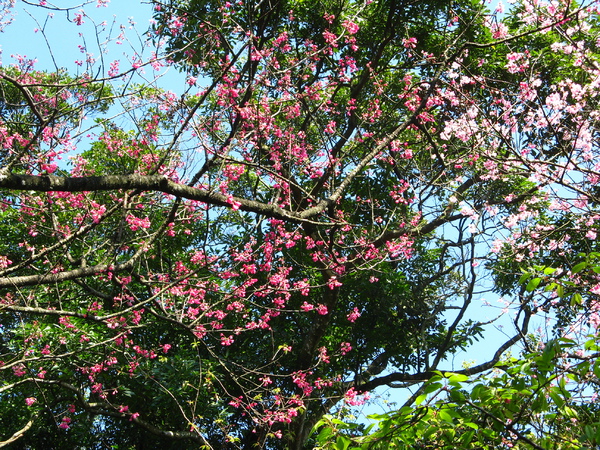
<box><xmin>0</xmin><ymin>172</ymin><xmax>330</xmax><ymax>224</ymax></box>
<box><xmin>0</xmin><ymin>260</ymin><xmax>132</xmax><ymax>288</ymax></box>
<box><xmin>0</xmin><ymin>305</ymin><xmax>103</xmax><ymax>320</ymax></box>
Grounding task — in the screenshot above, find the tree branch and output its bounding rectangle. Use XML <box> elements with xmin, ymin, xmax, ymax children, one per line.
<box><xmin>0</xmin><ymin>413</ymin><xmax>39</xmax><ymax>448</ymax></box>
<box><xmin>0</xmin><ymin>172</ymin><xmax>332</xmax><ymax>225</ymax></box>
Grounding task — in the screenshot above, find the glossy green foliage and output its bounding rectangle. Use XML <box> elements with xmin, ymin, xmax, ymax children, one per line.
<box><xmin>314</xmin><ymin>337</ymin><xmax>600</xmax><ymax>449</ymax></box>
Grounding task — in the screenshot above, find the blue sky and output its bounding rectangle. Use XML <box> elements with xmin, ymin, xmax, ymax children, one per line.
<box><xmin>2</xmin><ymin>2</ymin><xmax>151</xmax><ymax>67</ymax></box>
<box><xmin>0</xmin><ymin>1</ymin><xmax>190</xmax><ymax>93</ymax></box>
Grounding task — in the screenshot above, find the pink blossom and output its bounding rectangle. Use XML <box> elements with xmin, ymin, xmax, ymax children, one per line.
<box><xmin>505</xmin><ymin>52</ymin><xmax>529</xmax><ymax>74</ymax></box>
<box><xmin>224</xmin><ymin>164</ymin><xmax>245</xmax><ymax>181</ymax></box>
<box><xmin>327</xmin><ymin>276</ymin><xmax>342</xmax><ymax>289</ymax></box>
<box><xmin>347</xmin><ymin>307</ymin><xmax>361</xmax><ymax>323</ymax></box>
<box><xmin>58</xmin><ymin>416</ymin><xmax>71</xmax><ymax>430</ymax></box>
<box><xmin>342</xmin><ymin>20</ymin><xmax>359</xmax><ymax>34</ymax></box>
<box><xmin>108</xmin><ymin>60</ymin><xmax>120</xmax><ymax>77</ymax></box>
<box><xmin>292</xmin><ymin>371</ymin><xmax>314</xmax><ymax>395</ymax></box>
<box><xmin>260</xmin><ymin>376</ymin><xmax>273</xmax><ymax>386</ymax></box>
<box><xmin>490</xmin><ymin>22</ymin><xmax>509</xmax><ymax>39</ymax></box>
<box><xmin>402</xmin><ymin>37</ymin><xmax>418</xmax><ymax>49</ymax></box>
<box><xmin>220</xmin><ymin>334</ymin><xmax>234</xmax><ymax>346</ymax></box>
<box><xmin>239</xmin><ymin>263</ymin><xmax>255</xmax><ymax>275</ymax></box>
<box><xmin>300</xmin><ymin>301</ymin><xmax>314</xmax><ymax>312</ymax></box>
<box><xmin>385</xmin><ymin>236</ymin><xmax>414</xmax><ymax>259</ymax></box>
<box><xmin>229</xmin><ymin>396</ymin><xmax>243</xmax><ymax>408</ymax></box>
<box><xmin>125</xmin><ymin>214</ymin><xmax>151</xmax><ymax>231</ymax></box>
<box><xmin>12</xmin><ymin>364</ymin><xmax>26</xmax><ymax>377</ymax></box>
<box><xmin>322</xmin><ymin>30</ymin><xmax>338</xmax><ymax>46</ymax></box>
<box><xmin>0</xmin><ymin>255</ymin><xmax>12</xmax><ymax>270</ymax></box>
<box><xmin>227</xmin><ymin>195</ymin><xmax>242</xmax><ymax>211</ymax></box>
<box><xmin>25</xmin><ymin>397</ymin><xmax>37</xmax><ymax>406</ymax></box>
<box><xmin>293</xmin><ymin>279</ymin><xmax>310</xmax><ymax>297</ymax></box>
<box><xmin>316</xmin><ymin>304</ymin><xmax>328</xmax><ymax>315</ymax></box>
<box><xmin>73</xmin><ymin>11</ymin><xmax>84</xmax><ymax>26</ymax></box>
<box><xmin>340</xmin><ymin>342</ymin><xmax>352</xmax><ymax>355</ymax></box>
<box><xmin>194</xmin><ymin>325</ymin><xmax>207</xmax><ymax>339</ymax></box>
<box><xmin>90</xmin><ymin>202</ymin><xmax>106</xmax><ymax>223</ymax></box>
<box><xmin>324</xmin><ymin>120</ymin><xmax>337</xmax><ymax>134</ymax></box>
<box><xmin>344</xmin><ymin>387</ymin><xmax>371</xmax><ymax>406</ymax></box>
<box><xmin>318</xmin><ymin>346</ymin><xmax>330</xmax><ymax>363</ymax></box>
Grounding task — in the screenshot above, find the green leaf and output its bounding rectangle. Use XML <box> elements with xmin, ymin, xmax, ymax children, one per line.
<box><xmin>449</xmin><ymin>389</ymin><xmax>466</xmax><ymax>403</ymax></box>
<box><xmin>448</xmin><ymin>373</ymin><xmax>469</xmax><ymax>384</ymax></box>
<box><xmin>331</xmin><ymin>418</ymin><xmax>351</xmax><ymax>427</ymax></box>
<box><xmin>442</xmin><ymin>428</ymin><xmax>456</xmax><ymax>441</ymax></box>
<box><xmin>317</xmin><ymin>426</ymin><xmax>333</xmax><ymax>443</ymax></box>
<box><xmin>415</xmin><ymin>393</ymin><xmax>428</xmax><ymax>406</ymax></box>
<box><xmin>519</xmin><ymin>272</ymin><xmax>531</xmax><ymax>284</ymax></box>
<box><xmin>335</xmin><ymin>435</ymin><xmax>351</xmax><ymax>450</ymax></box>
<box><xmin>459</xmin><ymin>429</ymin><xmax>475</xmax><ymax>445</ymax></box>
<box><xmin>471</xmin><ymin>383</ymin><xmax>492</xmax><ymax>401</ymax></box>
<box><xmin>526</xmin><ymin>277</ymin><xmax>541</xmax><ymax>292</ymax></box>
<box><xmin>585</xmin><ymin>338</ymin><xmax>600</xmax><ymax>351</ymax></box>
<box><xmin>593</xmin><ymin>360</ymin><xmax>600</xmax><ymax>379</ymax></box>
<box><xmin>571</xmin><ymin>293</ymin><xmax>583</xmax><ymax>306</ymax></box>
<box><xmin>438</xmin><ymin>408</ymin><xmax>455</xmax><ymax>423</ymax></box>
<box><xmin>548</xmin><ymin>389</ymin><xmax>565</xmax><ymax>409</ymax></box>
<box><xmin>572</xmin><ymin>261</ymin><xmax>588</xmax><ymax>274</ymax></box>
<box><xmin>422</xmin><ymin>382</ymin><xmax>443</xmax><ymax>395</ymax></box>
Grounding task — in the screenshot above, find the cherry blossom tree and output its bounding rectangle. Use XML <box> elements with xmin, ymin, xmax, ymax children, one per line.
<box><xmin>1</xmin><ymin>0</ymin><xmax>600</xmax><ymax>448</ymax></box>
